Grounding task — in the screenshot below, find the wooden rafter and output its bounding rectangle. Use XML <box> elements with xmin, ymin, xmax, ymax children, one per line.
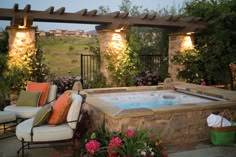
<box><xmin>106</xmin><ymin>11</ymin><xmax>120</xmax><ymax>18</ymax></box>
<box><xmin>0</xmin><ymin>3</ymin><xmax>207</xmax><ymax>33</ymax></box>
<box><xmin>148</xmin><ymin>14</ymin><xmax>156</xmax><ymax>20</ymax></box>
<box><xmin>55</xmin><ymin>7</ymin><xmax>65</xmax><ymax>14</ymax></box>
<box><xmin>120</xmin><ymin>12</ymin><xmax>129</xmax><ymax>18</ymax></box>
<box><xmin>87</xmin><ymin>9</ymin><xmax>97</xmax><ymax>16</ymax></box>
<box><xmin>24</xmin><ymin>4</ymin><xmax>31</xmax><ymax>12</ymax></box>
<box><xmin>76</xmin><ymin>9</ymin><xmax>87</xmax><ymax>16</ymax></box>
<box><xmin>140</xmin><ymin>13</ymin><xmax>148</xmax><ymax>19</ymax></box>
<box><xmin>13</xmin><ymin>3</ymin><xmax>18</xmax><ymax>12</ymax></box>
<box><xmin>45</xmin><ymin>6</ymin><xmax>54</xmax><ymax>14</ymax></box>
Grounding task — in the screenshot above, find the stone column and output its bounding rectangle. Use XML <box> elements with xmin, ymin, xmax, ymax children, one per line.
<box><xmin>98</xmin><ymin>29</ymin><xmax>127</xmax><ymax>86</ymax></box>
<box><xmin>168</xmin><ymin>33</ymin><xmax>194</xmax><ymax>81</ymax></box>
<box><xmin>6</xmin><ymin>26</ymin><xmax>36</xmax><ymax>67</ymax></box>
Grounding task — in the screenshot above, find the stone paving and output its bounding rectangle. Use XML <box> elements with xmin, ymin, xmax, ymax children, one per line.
<box><xmin>0</xmin><ymin>136</ymin><xmax>235</xmax><ymax>157</ymax></box>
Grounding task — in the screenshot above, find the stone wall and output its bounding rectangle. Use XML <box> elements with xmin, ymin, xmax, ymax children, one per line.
<box><xmin>7</xmin><ymin>26</ymin><xmax>36</xmax><ymax>66</ymax></box>
<box><xmin>98</xmin><ymin>30</ymin><xmax>127</xmax><ymax>86</ymax></box>
<box><xmin>168</xmin><ymin>34</ymin><xmax>194</xmax><ymax>81</ymax></box>
<box><xmin>84</xmin><ymin>102</ymin><xmax>236</xmax><ymax>145</ymax></box>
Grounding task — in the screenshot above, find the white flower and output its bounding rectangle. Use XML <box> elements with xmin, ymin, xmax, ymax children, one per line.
<box><xmin>141</xmin><ymin>151</ymin><xmax>146</xmax><ymax>156</ymax></box>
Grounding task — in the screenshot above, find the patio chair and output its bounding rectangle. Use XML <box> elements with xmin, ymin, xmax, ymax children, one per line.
<box><xmin>15</xmin><ymin>93</ymin><xmax>85</xmax><ymax>157</ymax></box>
<box><xmin>4</xmin><ymin>84</ymin><xmax>58</xmax><ymax>120</ymax></box>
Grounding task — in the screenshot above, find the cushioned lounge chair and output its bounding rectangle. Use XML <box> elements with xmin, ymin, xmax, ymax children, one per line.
<box><xmin>4</xmin><ymin>85</ymin><xmax>57</xmax><ymax>119</ymax></box>
<box><xmin>16</xmin><ymin>93</ymin><xmax>84</xmax><ymax>157</ymax></box>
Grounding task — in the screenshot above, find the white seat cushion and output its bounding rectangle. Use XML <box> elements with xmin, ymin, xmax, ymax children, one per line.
<box><xmin>0</xmin><ymin>111</ymin><xmax>16</xmax><ymax>123</ymax></box>
<box><xmin>67</xmin><ymin>94</ymin><xmax>82</xmax><ymax>129</ymax></box>
<box><xmin>16</xmin><ymin>118</ymin><xmax>73</xmax><ymax>142</ymax></box>
<box><xmin>4</xmin><ymin>105</ymin><xmax>42</xmax><ymax>119</ymax></box>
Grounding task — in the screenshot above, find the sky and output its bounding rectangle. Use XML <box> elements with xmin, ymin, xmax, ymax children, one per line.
<box><xmin>0</xmin><ymin>0</ymin><xmax>186</xmax><ymax>32</ymax></box>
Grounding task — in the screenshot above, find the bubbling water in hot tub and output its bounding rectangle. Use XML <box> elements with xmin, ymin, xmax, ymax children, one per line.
<box><xmin>97</xmin><ymin>90</ymin><xmax>215</xmax><ymax>109</ymax></box>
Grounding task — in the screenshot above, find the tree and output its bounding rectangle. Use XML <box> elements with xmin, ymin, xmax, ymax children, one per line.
<box><xmin>175</xmin><ymin>0</ymin><xmax>236</xmax><ymax>89</ymax></box>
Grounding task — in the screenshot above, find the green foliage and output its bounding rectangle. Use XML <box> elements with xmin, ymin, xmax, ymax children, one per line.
<box><xmin>179</xmin><ymin>0</ymin><xmax>236</xmax><ymax>89</ymax></box>
<box><xmin>69</xmin><ymin>45</ymin><xmax>75</xmax><ymax>51</ymax></box>
<box><xmin>0</xmin><ymin>53</ymin><xmax>8</xmax><ymax>77</ymax></box>
<box><xmin>5</xmin><ymin>64</ymin><xmax>30</xmax><ymax>94</ymax></box>
<box><xmin>85</xmin><ymin>72</ymin><xmax>108</xmax><ymax>88</ymax></box>
<box><xmin>0</xmin><ymin>30</ymin><xmax>9</xmax><ymax>54</ymax></box>
<box><xmin>23</xmin><ymin>47</ymin><xmax>50</xmax><ymax>82</ymax></box>
<box><xmin>126</xmin><ymin>27</ymin><xmax>169</xmax><ymax>82</ymax></box>
<box><xmin>105</xmin><ymin>47</ymin><xmax>139</xmax><ymax>87</ymax></box>
<box><xmin>172</xmin><ymin>49</ymin><xmax>205</xmax><ymax>84</ymax></box>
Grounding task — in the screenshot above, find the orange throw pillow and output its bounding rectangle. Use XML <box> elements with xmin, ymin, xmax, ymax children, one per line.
<box><xmin>48</xmin><ymin>91</ymin><xmax>72</xmax><ymax>125</ymax></box>
<box><xmin>27</xmin><ymin>81</ymin><xmax>50</xmax><ymax>106</ymax></box>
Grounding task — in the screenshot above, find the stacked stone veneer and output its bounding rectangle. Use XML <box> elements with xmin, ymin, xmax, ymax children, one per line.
<box><xmin>98</xmin><ymin>30</ymin><xmax>127</xmax><ymax>86</ymax></box>
<box><xmin>84</xmin><ymin>102</ymin><xmax>236</xmax><ymax>145</ymax></box>
<box><xmin>168</xmin><ymin>34</ymin><xmax>194</xmax><ymax>81</ymax></box>
<box><xmin>7</xmin><ymin>27</ymin><xmax>36</xmax><ymax>65</ymax></box>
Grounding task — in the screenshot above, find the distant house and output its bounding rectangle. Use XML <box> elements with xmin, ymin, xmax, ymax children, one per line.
<box><xmin>38</xmin><ymin>30</ymin><xmax>46</xmax><ymax>36</ymax></box>
<box><xmin>41</xmin><ymin>29</ymin><xmax>97</xmax><ymax>38</ymax></box>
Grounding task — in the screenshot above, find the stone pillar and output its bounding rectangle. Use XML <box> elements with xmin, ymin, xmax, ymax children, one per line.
<box><xmin>98</xmin><ymin>29</ymin><xmax>127</xmax><ymax>86</ymax></box>
<box><xmin>168</xmin><ymin>33</ymin><xmax>194</xmax><ymax>81</ymax></box>
<box><xmin>6</xmin><ymin>26</ymin><xmax>36</xmax><ymax>67</ymax></box>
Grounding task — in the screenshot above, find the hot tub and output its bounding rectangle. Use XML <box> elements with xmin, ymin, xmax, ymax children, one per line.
<box><xmin>96</xmin><ymin>90</ymin><xmax>221</xmax><ymax>110</ymax></box>
<box><xmin>83</xmin><ymin>82</ymin><xmax>236</xmax><ymax>145</ymax></box>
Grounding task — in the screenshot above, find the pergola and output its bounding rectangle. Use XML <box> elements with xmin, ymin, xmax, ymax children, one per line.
<box><xmin>0</xmin><ymin>3</ymin><xmax>206</xmax><ymax>33</ymax></box>
<box><xmin>0</xmin><ymin>4</ymin><xmax>207</xmax><ymax>83</ymax></box>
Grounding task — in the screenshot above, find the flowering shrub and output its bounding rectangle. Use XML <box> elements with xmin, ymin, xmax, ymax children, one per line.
<box><xmin>78</xmin><ymin>128</ymin><xmax>165</xmax><ymax>157</ymax></box>
<box><xmin>85</xmin><ymin>140</ymin><xmax>101</xmax><ymax>155</ymax></box>
<box><xmin>52</xmin><ymin>127</ymin><xmax>167</xmax><ymax>157</ymax></box>
<box><xmin>134</xmin><ymin>70</ymin><xmax>159</xmax><ymax>86</ymax></box>
<box><xmin>50</xmin><ymin>76</ymin><xmax>82</xmax><ymax>94</ymax></box>
<box><xmin>107</xmin><ymin>137</ymin><xmax>123</xmax><ymax>157</ymax></box>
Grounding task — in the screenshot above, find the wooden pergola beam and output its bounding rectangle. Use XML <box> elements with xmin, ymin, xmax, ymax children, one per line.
<box><xmin>0</xmin><ymin>4</ymin><xmax>207</xmax><ymax>33</ymax></box>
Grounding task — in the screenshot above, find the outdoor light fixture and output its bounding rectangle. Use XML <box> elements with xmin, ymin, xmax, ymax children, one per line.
<box><xmin>186</xmin><ymin>32</ymin><xmax>194</xmax><ymax>35</ymax></box>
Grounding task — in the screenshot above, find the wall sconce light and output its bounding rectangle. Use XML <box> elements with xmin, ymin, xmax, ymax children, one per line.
<box><xmin>115</xmin><ymin>25</ymin><xmax>128</xmax><ymax>32</ymax></box>
<box><xmin>186</xmin><ymin>32</ymin><xmax>194</xmax><ymax>35</ymax></box>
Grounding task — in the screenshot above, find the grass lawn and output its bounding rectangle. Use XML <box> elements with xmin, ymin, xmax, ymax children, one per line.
<box><xmin>38</xmin><ymin>36</ymin><xmax>98</xmax><ymax>77</ymax></box>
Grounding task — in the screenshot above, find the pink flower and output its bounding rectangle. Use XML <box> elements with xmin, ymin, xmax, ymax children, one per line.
<box><xmin>85</xmin><ymin>140</ymin><xmax>101</xmax><ymax>155</ymax></box>
<box><xmin>108</xmin><ymin>137</ymin><xmax>122</xmax><ymax>157</ymax></box>
<box><xmin>201</xmin><ymin>81</ymin><xmax>206</xmax><ymax>86</ymax></box>
<box><xmin>109</xmin><ymin>137</ymin><xmax>122</xmax><ymax>147</ymax></box>
<box><xmin>124</xmin><ymin>129</ymin><xmax>135</xmax><ymax>139</ymax></box>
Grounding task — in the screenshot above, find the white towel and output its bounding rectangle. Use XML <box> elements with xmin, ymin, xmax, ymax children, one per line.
<box><xmin>207</xmin><ymin>114</ymin><xmax>231</xmax><ymax>127</ymax></box>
